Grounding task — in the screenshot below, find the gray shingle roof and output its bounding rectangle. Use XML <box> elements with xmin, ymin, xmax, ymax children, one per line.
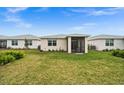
<box><xmin>40</xmin><ymin>34</ymin><xmax>90</xmax><ymax>39</ymax></box>
<box><xmin>0</xmin><ymin>35</ymin><xmax>40</xmax><ymax>40</ymax></box>
<box><xmin>88</xmin><ymin>34</ymin><xmax>124</xmax><ymax>40</ymax></box>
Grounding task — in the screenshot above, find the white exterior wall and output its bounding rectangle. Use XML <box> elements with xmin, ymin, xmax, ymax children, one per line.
<box><xmin>88</xmin><ymin>39</ymin><xmax>124</xmax><ymax>51</ymax></box>
<box><xmin>85</xmin><ymin>37</ymin><xmax>88</xmax><ymax>53</ymax></box>
<box><xmin>7</xmin><ymin>40</ymin><xmax>24</xmax><ymax>48</ymax></box>
<box><xmin>67</xmin><ymin>37</ymin><xmax>71</xmax><ymax>53</ymax></box>
<box><xmin>28</xmin><ymin>40</ymin><xmax>41</xmax><ymax>49</ymax></box>
<box><xmin>40</xmin><ymin>38</ymin><xmax>67</xmax><ymax>51</ymax></box>
<box><xmin>7</xmin><ymin>40</ymin><xmax>40</xmax><ymax>49</ymax></box>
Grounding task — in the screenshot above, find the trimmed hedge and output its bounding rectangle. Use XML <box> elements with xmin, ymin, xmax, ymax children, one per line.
<box><xmin>0</xmin><ymin>51</ymin><xmax>24</xmax><ymax>65</ymax></box>
<box><xmin>112</xmin><ymin>50</ymin><xmax>124</xmax><ymax>58</ymax></box>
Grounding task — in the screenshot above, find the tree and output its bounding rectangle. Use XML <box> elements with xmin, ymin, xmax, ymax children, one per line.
<box><xmin>24</xmin><ymin>38</ymin><xmax>29</xmax><ymax>49</ymax></box>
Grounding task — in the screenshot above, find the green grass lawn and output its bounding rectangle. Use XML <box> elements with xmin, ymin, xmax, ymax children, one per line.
<box><xmin>0</xmin><ymin>50</ymin><xmax>124</xmax><ymax>85</ymax></box>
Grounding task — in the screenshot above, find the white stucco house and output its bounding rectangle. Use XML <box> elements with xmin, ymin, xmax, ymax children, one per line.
<box><xmin>1</xmin><ymin>34</ymin><xmax>124</xmax><ymax>53</ymax></box>
<box><xmin>40</xmin><ymin>34</ymin><xmax>89</xmax><ymax>53</ymax></box>
<box><xmin>88</xmin><ymin>35</ymin><xmax>124</xmax><ymax>51</ymax></box>
<box><xmin>0</xmin><ymin>35</ymin><xmax>41</xmax><ymax>49</ymax></box>
<box><xmin>0</xmin><ymin>34</ymin><xmax>90</xmax><ymax>53</ymax></box>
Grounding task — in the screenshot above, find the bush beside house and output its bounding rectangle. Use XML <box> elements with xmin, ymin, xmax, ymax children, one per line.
<box><xmin>88</xmin><ymin>45</ymin><xmax>96</xmax><ymax>50</ymax></box>
<box><xmin>0</xmin><ymin>51</ymin><xmax>24</xmax><ymax>65</ymax></box>
<box><xmin>112</xmin><ymin>50</ymin><xmax>124</xmax><ymax>58</ymax></box>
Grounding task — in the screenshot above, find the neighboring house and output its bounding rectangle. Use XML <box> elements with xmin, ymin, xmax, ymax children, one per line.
<box><xmin>40</xmin><ymin>34</ymin><xmax>89</xmax><ymax>53</ymax></box>
<box><xmin>0</xmin><ymin>35</ymin><xmax>41</xmax><ymax>49</ymax></box>
<box><xmin>88</xmin><ymin>35</ymin><xmax>124</xmax><ymax>51</ymax></box>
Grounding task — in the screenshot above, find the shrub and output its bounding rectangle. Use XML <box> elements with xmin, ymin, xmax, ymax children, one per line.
<box><xmin>4</xmin><ymin>51</ymin><xmax>24</xmax><ymax>59</ymax></box>
<box><xmin>37</xmin><ymin>45</ymin><xmax>41</xmax><ymax>50</ymax></box>
<box><xmin>112</xmin><ymin>50</ymin><xmax>119</xmax><ymax>56</ymax></box>
<box><xmin>7</xmin><ymin>47</ymin><xmax>11</xmax><ymax>49</ymax></box>
<box><xmin>51</xmin><ymin>49</ymin><xmax>54</xmax><ymax>52</ymax></box>
<box><xmin>103</xmin><ymin>49</ymin><xmax>109</xmax><ymax>52</ymax></box>
<box><xmin>118</xmin><ymin>51</ymin><xmax>124</xmax><ymax>58</ymax></box>
<box><xmin>112</xmin><ymin>50</ymin><xmax>124</xmax><ymax>58</ymax></box>
<box><xmin>88</xmin><ymin>45</ymin><xmax>96</xmax><ymax>50</ymax></box>
<box><xmin>59</xmin><ymin>49</ymin><xmax>64</xmax><ymax>52</ymax></box>
<box><xmin>0</xmin><ymin>50</ymin><xmax>24</xmax><ymax>65</ymax></box>
<box><xmin>0</xmin><ymin>55</ymin><xmax>15</xmax><ymax>65</ymax></box>
<box><xmin>103</xmin><ymin>49</ymin><xmax>115</xmax><ymax>52</ymax></box>
<box><xmin>40</xmin><ymin>50</ymin><xmax>43</xmax><ymax>52</ymax></box>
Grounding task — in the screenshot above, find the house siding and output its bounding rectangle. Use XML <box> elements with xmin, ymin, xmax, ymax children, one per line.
<box><xmin>40</xmin><ymin>38</ymin><xmax>67</xmax><ymax>51</ymax></box>
<box><xmin>7</xmin><ymin>40</ymin><xmax>40</xmax><ymax>49</ymax></box>
<box><xmin>0</xmin><ymin>34</ymin><xmax>89</xmax><ymax>53</ymax></box>
<box><xmin>88</xmin><ymin>39</ymin><xmax>124</xmax><ymax>50</ymax></box>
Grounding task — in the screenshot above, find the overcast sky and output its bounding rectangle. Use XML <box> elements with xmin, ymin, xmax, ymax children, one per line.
<box><xmin>0</xmin><ymin>7</ymin><xmax>124</xmax><ymax>36</ymax></box>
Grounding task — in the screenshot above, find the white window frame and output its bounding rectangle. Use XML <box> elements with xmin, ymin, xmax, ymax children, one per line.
<box><xmin>105</xmin><ymin>39</ymin><xmax>114</xmax><ymax>46</ymax></box>
<box><xmin>12</xmin><ymin>40</ymin><xmax>18</xmax><ymax>46</ymax></box>
<box><xmin>27</xmin><ymin>40</ymin><xmax>32</xmax><ymax>46</ymax></box>
<box><xmin>48</xmin><ymin>39</ymin><xmax>57</xmax><ymax>46</ymax></box>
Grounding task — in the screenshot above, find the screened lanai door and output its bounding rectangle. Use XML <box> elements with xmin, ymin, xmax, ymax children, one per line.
<box><xmin>71</xmin><ymin>38</ymin><xmax>84</xmax><ymax>53</ymax></box>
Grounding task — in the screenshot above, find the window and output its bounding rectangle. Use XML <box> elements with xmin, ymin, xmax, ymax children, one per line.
<box><xmin>48</xmin><ymin>40</ymin><xmax>57</xmax><ymax>46</ymax></box>
<box><xmin>48</xmin><ymin>40</ymin><xmax>52</xmax><ymax>46</ymax></box>
<box><xmin>12</xmin><ymin>40</ymin><xmax>18</xmax><ymax>46</ymax></box>
<box><xmin>105</xmin><ymin>39</ymin><xmax>114</xmax><ymax>46</ymax></box>
<box><xmin>53</xmin><ymin>40</ymin><xmax>56</xmax><ymax>46</ymax></box>
<box><xmin>27</xmin><ymin>40</ymin><xmax>32</xmax><ymax>46</ymax></box>
<box><xmin>105</xmin><ymin>40</ymin><xmax>110</xmax><ymax>46</ymax></box>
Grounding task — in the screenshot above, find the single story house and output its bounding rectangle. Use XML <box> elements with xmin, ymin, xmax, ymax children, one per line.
<box><xmin>88</xmin><ymin>35</ymin><xmax>124</xmax><ymax>51</ymax></box>
<box><xmin>0</xmin><ymin>34</ymin><xmax>90</xmax><ymax>53</ymax></box>
<box><xmin>0</xmin><ymin>35</ymin><xmax>41</xmax><ymax>49</ymax></box>
<box><xmin>40</xmin><ymin>34</ymin><xmax>89</xmax><ymax>53</ymax></box>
